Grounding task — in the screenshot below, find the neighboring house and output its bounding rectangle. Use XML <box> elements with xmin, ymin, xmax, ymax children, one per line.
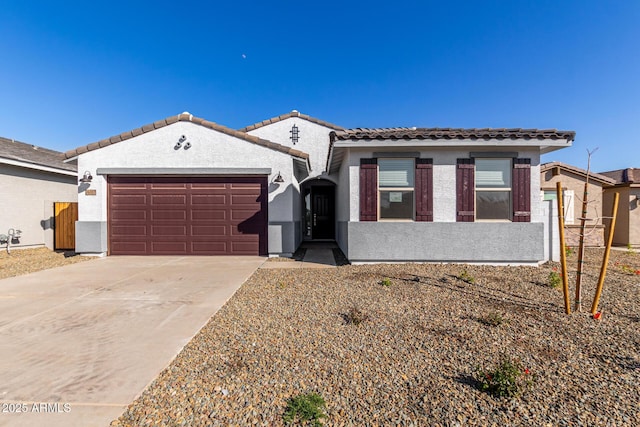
<box><xmin>599</xmin><ymin>168</ymin><xmax>640</xmax><ymax>247</ymax></box>
<box><xmin>0</xmin><ymin>137</ymin><xmax>78</xmax><ymax>250</ymax></box>
<box><xmin>540</xmin><ymin>162</ymin><xmax>616</xmax><ymax>247</ymax></box>
<box><xmin>64</xmin><ymin>111</ymin><xmax>575</xmax><ymax>264</ymax></box>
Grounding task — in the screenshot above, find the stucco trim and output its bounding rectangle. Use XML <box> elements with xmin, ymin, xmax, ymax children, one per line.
<box><xmin>96</xmin><ymin>168</ymin><xmax>272</xmax><ymax>175</ymax></box>
<box><xmin>470</xmin><ymin>151</ymin><xmax>518</xmax><ymax>158</ymax></box>
<box><xmin>372</xmin><ymin>151</ymin><xmax>421</xmax><ymax>158</ymax></box>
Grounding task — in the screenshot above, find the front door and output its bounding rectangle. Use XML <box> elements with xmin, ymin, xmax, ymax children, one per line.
<box><xmin>311</xmin><ymin>186</ymin><xmax>335</xmax><ymax>239</ymax></box>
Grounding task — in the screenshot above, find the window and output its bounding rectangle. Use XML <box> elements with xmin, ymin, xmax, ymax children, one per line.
<box><xmin>475</xmin><ymin>159</ymin><xmax>511</xmax><ymax>220</ymax></box>
<box><xmin>378</xmin><ymin>158</ymin><xmax>414</xmax><ymax>220</ymax></box>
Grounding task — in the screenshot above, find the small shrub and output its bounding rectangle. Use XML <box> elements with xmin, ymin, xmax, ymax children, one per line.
<box><xmin>480</xmin><ymin>311</ymin><xmax>507</xmax><ymax>327</ymax></box>
<box><xmin>627</xmin><ymin>243</ymin><xmax>636</xmax><ymax>254</ymax></box>
<box><xmin>283</xmin><ymin>392</ymin><xmax>326</xmax><ymax>426</ymax></box>
<box><xmin>617</xmin><ymin>262</ymin><xmax>640</xmax><ymax>275</ymax></box>
<box><xmin>380</xmin><ymin>277</ymin><xmax>392</xmax><ymax>287</ymax></box>
<box><xmin>548</xmin><ymin>269</ymin><xmax>562</xmax><ymax>288</ymax></box>
<box><xmin>565</xmin><ymin>246</ymin><xmax>575</xmax><ymax>257</ymax></box>
<box><xmin>344</xmin><ymin>307</ymin><xmax>369</xmax><ymax>326</ymax></box>
<box><xmin>476</xmin><ymin>356</ymin><xmax>533</xmax><ymax>399</ymax></box>
<box><xmin>458</xmin><ymin>270</ymin><xmax>475</xmax><ymax>284</ymax></box>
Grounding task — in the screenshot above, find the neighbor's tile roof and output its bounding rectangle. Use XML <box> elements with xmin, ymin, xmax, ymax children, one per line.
<box><xmin>541</xmin><ymin>162</ymin><xmax>616</xmax><ymax>186</ymax></box>
<box><xmin>0</xmin><ymin>136</ymin><xmax>76</xmax><ymax>172</ymax></box>
<box><xmin>331</xmin><ymin>127</ymin><xmax>576</xmax><ymax>141</ymax></box>
<box><xmin>239</xmin><ymin>110</ymin><xmax>344</xmax><ymax>132</ymax></box>
<box><xmin>599</xmin><ymin>168</ymin><xmax>640</xmax><ymax>184</ymax></box>
<box><xmin>63</xmin><ymin>113</ymin><xmax>310</xmax><ymax>161</ymax></box>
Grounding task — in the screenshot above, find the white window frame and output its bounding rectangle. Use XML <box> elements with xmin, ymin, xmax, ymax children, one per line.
<box><xmin>378</xmin><ymin>158</ymin><xmax>415</xmax><ymax>221</ymax></box>
<box><xmin>475</xmin><ymin>158</ymin><xmax>512</xmax><ymax>222</ymax></box>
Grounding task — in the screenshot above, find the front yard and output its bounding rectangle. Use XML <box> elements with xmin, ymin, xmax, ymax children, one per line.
<box><xmin>110</xmin><ymin>248</ymin><xmax>639</xmax><ymax>426</ymax></box>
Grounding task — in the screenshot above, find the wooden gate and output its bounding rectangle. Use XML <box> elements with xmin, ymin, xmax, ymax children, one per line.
<box><xmin>54</xmin><ymin>202</ymin><xmax>78</xmax><ymax>250</ymax></box>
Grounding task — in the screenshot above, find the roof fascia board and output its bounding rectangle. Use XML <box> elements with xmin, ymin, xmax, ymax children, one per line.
<box><xmin>332</xmin><ymin>139</ymin><xmax>572</xmax><ymax>148</ymax></box>
<box><xmin>0</xmin><ymin>157</ymin><xmax>77</xmax><ymax>177</ymax></box>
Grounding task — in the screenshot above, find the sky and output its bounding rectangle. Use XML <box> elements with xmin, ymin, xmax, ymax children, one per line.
<box><xmin>1</xmin><ymin>0</ymin><xmax>638</xmax><ymax>173</ymax></box>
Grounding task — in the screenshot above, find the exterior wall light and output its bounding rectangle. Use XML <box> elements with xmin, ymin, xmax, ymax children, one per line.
<box><xmin>273</xmin><ymin>172</ymin><xmax>284</xmax><ymax>183</ymax></box>
<box><xmin>79</xmin><ymin>171</ymin><xmax>93</xmax><ymax>183</ymax></box>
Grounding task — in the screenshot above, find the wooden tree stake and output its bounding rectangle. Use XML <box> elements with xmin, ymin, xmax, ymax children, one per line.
<box><xmin>591</xmin><ymin>192</ymin><xmax>619</xmax><ymax>314</ymax></box>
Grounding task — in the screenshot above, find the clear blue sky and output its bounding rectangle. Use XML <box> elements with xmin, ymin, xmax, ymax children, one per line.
<box><xmin>1</xmin><ymin>1</ymin><xmax>637</xmax><ymax>172</ymax></box>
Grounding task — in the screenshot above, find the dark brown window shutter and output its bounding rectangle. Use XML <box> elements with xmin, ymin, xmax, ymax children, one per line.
<box><xmin>456</xmin><ymin>159</ymin><xmax>475</xmax><ymax>222</ymax></box>
<box><xmin>512</xmin><ymin>158</ymin><xmax>531</xmax><ymax>222</ymax></box>
<box><xmin>360</xmin><ymin>158</ymin><xmax>378</xmax><ymax>221</ymax></box>
<box><xmin>415</xmin><ymin>158</ymin><xmax>433</xmax><ymax>221</ymax></box>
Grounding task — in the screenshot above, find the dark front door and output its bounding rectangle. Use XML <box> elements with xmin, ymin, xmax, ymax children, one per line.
<box><xmin>311</xmin><ymin>186</ymin><xmax>335</xmax><ymax>239</ymax></box>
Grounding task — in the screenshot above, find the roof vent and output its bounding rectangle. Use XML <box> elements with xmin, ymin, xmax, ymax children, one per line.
<box><xmin>410</xmin><ymin>127</ymin><xmax>417</xmax><ymax>130</ymax></box>
<box><xmin>291</xmin><ymin>109</ymin><xmax>300</xmax><ymax>116</ymax></box>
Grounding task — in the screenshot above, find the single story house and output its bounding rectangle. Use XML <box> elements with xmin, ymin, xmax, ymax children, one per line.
<box><xmin>540</xmin><ymin>162</ymin><xmax>616</xmax><ymax>247</ymax></box>
<box><xmin>0</xmin><ymin>136</ymin><xmax>78</xmax><ymax>249</ymax></box>
<box><xmin>599</xmin><ymin>168</ymin><xmax>640</xmax><ymax>247</ymax></box>
<box><xmin>63</xmin><ymin>111</ymin><xmax>575</xmax><ymax>264</ymax></box>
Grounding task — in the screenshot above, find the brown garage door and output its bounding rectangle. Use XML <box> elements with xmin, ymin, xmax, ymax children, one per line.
<box><xmin>108</xmin><ymin>176</ymin><xmax>267</xmax><ymax>255</ymax></box>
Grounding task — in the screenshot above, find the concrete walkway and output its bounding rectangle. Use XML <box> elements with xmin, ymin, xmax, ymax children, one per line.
<box><xmin>260</xmin><ymin>242</ymin><xmax>338</xmax><ymax>269</ymax></box>
<box><xmin>0</xmin><ymin>256</ymin><xmax>265</xmax><ymax>427</ymax></box>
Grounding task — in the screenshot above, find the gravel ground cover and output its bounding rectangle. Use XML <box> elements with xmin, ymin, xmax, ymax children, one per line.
<box><xmin>0</xmin><ymin>247</ymin><xmax>89</xmax><ymax>279</ymax></box>
<box><xmin>111</xmin><ymin>248</ymin><xmax>638</xmax><ymax>426</ymax></box>
<box><xmin>5</xmin><ymin>245</ymin><xmax>636</xmax><ymax>426</ymax></box>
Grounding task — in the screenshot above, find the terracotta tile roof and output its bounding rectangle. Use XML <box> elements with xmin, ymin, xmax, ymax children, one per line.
<box><xmin>541</xmin><ymin>162</ymin><xmax>616</xmax><ymax>186</ymax></box>
<box><xmin>63</xmin><ymin>113</ymin><xmax>310</xmax><ymax>161</ymax></box>
<box><xmin>239</xmin><ymin>110</ymin><xmax>344</xmax><ymax>132</ymax></box>
<box><xmin>599</xmin><ymin>168</ymin><xmax>640</xmax><ymax>184</ymax></box>
<box><xmin>331</xmin><ymin>127</ymin><xmax>576</xmax><ymax>141</ymax></box>
<box><xmin>0</xmin><ymin>136</ymin><xmax>76</xmax><ymax>172</ymax></box>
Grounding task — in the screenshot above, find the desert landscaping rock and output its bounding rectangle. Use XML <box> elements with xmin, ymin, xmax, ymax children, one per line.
<box><xmin>102</xmin><ymin>249</ymin><xmax>637</xmax><ymax>425</ymax></box>
<box><xmin>0</xmin><ymin>247</ymin><xmax>89</xmax><ymax>279</ymax></box>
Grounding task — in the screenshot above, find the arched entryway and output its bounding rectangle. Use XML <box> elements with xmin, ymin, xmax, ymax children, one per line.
<box><xmin>301</xmin><ymin>178</ymin><xmax>336</xmax><ymax>241</ymax></box>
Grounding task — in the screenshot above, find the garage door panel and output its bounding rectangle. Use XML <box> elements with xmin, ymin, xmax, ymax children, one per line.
<box><xmin>191</xmin><ymin>209</ymin><xmax>226</xmax><ymax>221</ymax></box>
<box><xmin>111</xmin><ymin>225</ymin><xmax>147</xmax><ymax>236</ymax></box>
<box><xmin>151</xmin><ymin>225</ymin><xmax>187</xmax><ymax>236</ymax></box>
<box><xmin>108</xmin><ymin>176</ymin><xmax>266</xmax><ymax>255</ymax></box>
<box><xmin>112</xmin><ymin>210</ymin><xmax>147</xmax><ymax>220</ymax></box>
<box><xmin>191</xmin><ymin>225</ymin><xmax>227</xmax><ymax>236</ymax></box>
<box><xmin>191</xmin><ymin>242</ymin><xmax>228</xmax><ymax>253</ymax></box>
<box><xmin>151</xmin><ymin>210</ymin><xmax>187</xmax><ymax>220</ymax></box>
<box><xmin>231</xmin><ymin>241</ymin><xmax>260</xmax><ymax>253</ymax></box>
<box><xmin>231</xmin><ymin>194</ymin><xmax>260</xmax><ymax>205</ymax></box>
<box><xmin>151</xmin><ymin>195</ymin><xmax>187</xmax><ymax>205</ymax></box>
<box><xmin>112</xmin><ymin>194</ymin><xmax>147</xmax><ymax>206</ymax></box>
<box><xmin>111</xmin><ymin>242</ymin><xmax>148</xmax><ymax>254</ymax></box>
<box><xmin>191</xmin><ymin>194</ymin><xmax>226</xmax><ymax>205</ymax></box>
<box><xmin>151</xmin><ymin>242</ymin><xmax>188</xmax><ymax>253</ymax></box>
<box><xmin>190</xmin><ymin>182</ymin><xmax>227</xmax><ymax>190</ymax></box>
<box><xmin>231</xmin><ymin>209</ymin><xmax>261</xmax><ymax>221</ymax></box>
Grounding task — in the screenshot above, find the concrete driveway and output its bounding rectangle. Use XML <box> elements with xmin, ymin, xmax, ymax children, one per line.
<box><xmin>0</xmin><ymin>255</ymin><xmax>265</xmax><ymax>427</ymax></box>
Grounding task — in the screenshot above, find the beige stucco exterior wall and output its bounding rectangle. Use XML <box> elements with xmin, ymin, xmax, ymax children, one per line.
<box><xmin>603</xmin><ymin>186</ymin><xmax>640</xmax><ymax>247</ymax></box>
<box><xmin>540</xmin><ymin>169</ymin><xmax>606</xmax><ymax>247</ymax></box>
<box><xmin>0</xmin><ymin>164</ymin><xmax>77</xmax><ymax>249</ymax></box>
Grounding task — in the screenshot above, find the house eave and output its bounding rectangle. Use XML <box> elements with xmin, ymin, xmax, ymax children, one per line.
<box><xmin>0</xmin><ymin>157</ymin><xmax>78</xmax><ymax>177</ymax></box>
